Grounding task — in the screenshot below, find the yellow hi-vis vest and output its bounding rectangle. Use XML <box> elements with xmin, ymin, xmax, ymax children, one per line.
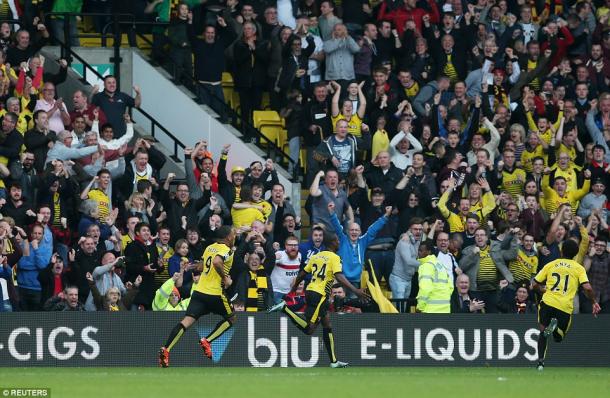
<box><xmin>416</xmin><ymin>254</ymin><xmax>454</xmax><ymax>313</ymax></box>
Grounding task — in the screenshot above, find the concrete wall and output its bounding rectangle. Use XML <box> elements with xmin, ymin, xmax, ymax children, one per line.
<box><xmin>129</xmin><ymin>51</ymin><xmax>299</xmax><ymax>211</ymax></box>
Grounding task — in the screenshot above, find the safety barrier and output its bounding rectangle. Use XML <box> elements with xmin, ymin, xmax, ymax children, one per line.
<box><xmin>0</xmin><ymin>313</ymin><xmax>608</xmax><ymax>367</ymax></box>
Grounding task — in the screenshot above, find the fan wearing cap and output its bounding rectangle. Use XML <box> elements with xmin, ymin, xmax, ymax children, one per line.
<box><xmin>217</xmin><ymin>144</ymin><xmax>246</xmax><ymax>209</ymax></box>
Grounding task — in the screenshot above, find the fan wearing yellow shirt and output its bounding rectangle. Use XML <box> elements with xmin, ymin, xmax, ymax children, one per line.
<box><xmin>438</xmin><ymin>176</ymin><xmax>496</xmax><ymax>232</ymax></box>
<box><xmin>526</xmin><ymin>105</ymin><xmax>563</xmax><ymax>145</ymax></box>
<box><xmin>231</xmin><ymin>182</ymin><xmax>271</xmax><ymax>228</ymax></box>
<box><xmin>499</xmin><ymin>149</ymin><xmax>527</xmax><ymax>200</ymax></box>
<box><xmin>268</xmin><ymin>234</ymin><xmax>370</xmax><ymax>368</ymax></box>
<box><xmin>540</xmin><ymin>170</ymin><xmax>591</xmax><ymax>216</ymax></box>
<box><xmin>330</xmin><ymin>80</ymin><xmax>366</xmax><ymax>138</ymax></box>
<box><xmin>532</xmin><ymin>240</ymin><xmax>601</xmax><ymax>371</ymax></box>
<box><xmin>159</xmin><ymin>226</ymin><xmax>236</xmax><ymax>368</ymax></box>
<box><xmin>520</xmin><ymin>132</ymin><xmax>548</xmax><ymax>173</ymax></box>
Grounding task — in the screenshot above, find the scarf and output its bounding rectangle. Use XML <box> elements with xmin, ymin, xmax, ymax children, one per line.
<box><xmin>131</xmin><ymin>161</ymin><xmax>153</xmax><ymax>187</ymax></box>
<box><xmin>527</xmin><ymin>0</ymin><xmax>539</xmax><ymax>22</ymax></box>
<box><xmin>493</xmin><ymin>84</ymin><xmax>509</xmax><ymax>108</ymax></box>
<box><xmin>543</xmin><ymin>0</ymin><xmax>562</xmax><ymax>19</ymax></box>
<box><xmin>246</xmin><ymin>266</ymin><xmax>268</xmax><ymax>312</ymax></box>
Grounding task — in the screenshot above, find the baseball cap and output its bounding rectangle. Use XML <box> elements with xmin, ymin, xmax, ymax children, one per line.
<box><xmin>231</xmin><ymin>166</ymin><xmax>245</xmax><ymax>175</ymax></box>
<box><xmin>371</xmin><ymin>187</ymin><xmax>385</xmax><ymax>196</ymax></box>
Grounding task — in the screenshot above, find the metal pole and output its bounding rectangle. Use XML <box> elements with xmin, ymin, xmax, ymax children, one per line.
<box><xmin>112</xmin><ymin>12</ymin><xmax>121</xmax><ymax>88</ymax></box>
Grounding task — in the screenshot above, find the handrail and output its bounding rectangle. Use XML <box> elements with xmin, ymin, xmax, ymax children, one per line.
<box><xmin>133</xmin><ymin>31</ymin><xmax>300</xmax><ymax>180</ymax></box>
<box><xmin>131</xmin><ymin>107</ymin><xmax>186</xmax><ymax>162</ymax></box>
<box><xmin>44</xmin><ymin>11</ymin><xmax>300</xmax><ymax>181</ymax></box>
<box><xmin>51</xmin><ymin>36</ymin><xmax>187</xmax><ymax>162</ymax></box>
<box><xmin>154</xmin><ymin>39</ymin><xmax>299</xmax><ymax>181</ymax></box>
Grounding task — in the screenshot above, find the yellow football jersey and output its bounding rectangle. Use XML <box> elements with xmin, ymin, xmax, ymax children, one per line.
<box><xmin>87</xmin><ymin>188</ymin><xmax>110</xmax><ymax>220</ymax></box>
<box><xmin>304</xmin><ymin>251</ymin><xmax>342</xmax><ymax>296</ymax></box>
<box><xmin>509</xmin><ymin>249</ymin><xmax>538</xmax><ymax>283</ymax></box>
<box><xmin>534</xmin><ymin>258</ymin><xmax>589</xmax><ymax>314</ymax></box>
<box><xmin>195</xmin><ymin>242</ymin><xmax>234</xmax><ymax>296</ymax></box>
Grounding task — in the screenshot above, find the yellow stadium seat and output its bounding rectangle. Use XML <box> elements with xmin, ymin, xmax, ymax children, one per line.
<box><xmin>222</xmin><ymin>72</ymin><xmax>234</xmax><ymax>87</ymax></box>
<box><xmin>259</xmin><ymin>124</ymin><xmax>282</xmax><ymax>146</ymax></box>
<box><xmin>253</xmin><ymin>110</ymin><xmax>281</xmax><ymax>129</ymax></box>
<box><xmin>300</xmin><ymin>148</ymin><xmax>306</xmax><ymax>173</ymax></box>
<box><xmin>222</xmin><ymin>87</ymin><xmax>234</xmax><ymax>108</ymax></box>
<box><xmin>278</xmin><ymin>128</ymin><xmax>287</xmax><ymax>149</ymax></box>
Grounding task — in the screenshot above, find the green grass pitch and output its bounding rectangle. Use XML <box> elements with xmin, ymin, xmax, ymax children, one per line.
<box><xmin>1</xmin><ymin>367</ymin><xmax>609</xmax><ymax>398</ymax></box>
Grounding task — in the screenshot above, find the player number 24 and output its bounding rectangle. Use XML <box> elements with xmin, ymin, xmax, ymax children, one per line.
<box><xmin>550</xmin><ymin>273</ymin><xmax>569</xmax><ymax>294</ymax></box>
<box><xmin>311</xmin><ymin>263</ymin><xmax>327</xmax><ymax>281</ymax></box>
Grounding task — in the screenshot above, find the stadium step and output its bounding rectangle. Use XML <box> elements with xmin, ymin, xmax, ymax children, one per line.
<box><xmin>78</xmin><ymin>34</ymin><xmax>153</xmax><ymax>50</ymax></box>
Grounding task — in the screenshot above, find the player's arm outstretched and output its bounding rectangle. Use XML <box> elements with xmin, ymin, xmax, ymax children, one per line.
<box><xmin>289</xmin><ymin>270</ymin><xmax>308</xmax><ymax>294</ymax></box>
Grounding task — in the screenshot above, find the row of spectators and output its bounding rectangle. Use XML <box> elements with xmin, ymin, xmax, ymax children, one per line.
<box><xmin>1</xmin><ymin>0</ymin><xmax>610</xmax><ymax>315</ymax></box>
<box><xmin>150</xmin><ymin>0</ymin><xmax>610</xmax><ymax>314</ymax></box>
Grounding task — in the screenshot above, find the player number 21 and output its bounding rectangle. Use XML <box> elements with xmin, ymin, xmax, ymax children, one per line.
<box><xmin>550</xmin><ymin>273</ymin><xmax>569</xmax><ymax>294</ymax></box>
<box><xmin>311</xmin><ymin>263</ymin><xmax>327</xmax><ymax>281</ymax></box>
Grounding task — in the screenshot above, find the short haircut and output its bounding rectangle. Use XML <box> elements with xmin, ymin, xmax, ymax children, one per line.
<box><xmin>135</xmin><ymin>222</ymin><xmax>151</xmax><ymax>234</ymax></box>
<box><xmin>215</xmin><ymin>225</ymin><xmax>233</xmax><ymax>240</ymax></box>
<box><xmin>562</xmin><ymin>239</ymin><xmax>579</xmax><ymax>259</ymax></box>
<box><xmin>137</xmin><ymin>180</ymin><xmax>153</xmax><ymax>193</ymax></box>
<box><xmin>419</xmin><ymin>239</ymin><xmax>435</xmax><ymax>253</ymax></box>
<box><xmin>410</xmin><ymin>217</ymin><xmax>424</xmax><ymax>227</ymax></box>
<box><xmin>97</xmin><ymin>168</ymin><xmax>111</xmax><ymax>177</ymax></box>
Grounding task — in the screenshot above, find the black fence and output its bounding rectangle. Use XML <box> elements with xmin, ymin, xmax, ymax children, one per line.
<box><xmin>1</xmin><ymin>313</ymin><xmax>608</xmax><ymax>367</ymax></box>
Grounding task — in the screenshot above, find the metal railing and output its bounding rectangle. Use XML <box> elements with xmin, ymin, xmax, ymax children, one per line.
<box><xmin>44</xmin><ymin>11</ymin><xmax>299</xmax><ymax>181</ymax></box>
<box><xmin>151</xmin><ymin>42</ymin><xmax>299</xmax><ymax>180</ymax></box>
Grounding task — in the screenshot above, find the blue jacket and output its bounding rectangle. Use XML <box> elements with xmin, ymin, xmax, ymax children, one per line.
<box><xmin>17</xmin><ymin>242</ymin><xmax>52</xmax><ymax>291</ymax></box>
<box><xmin>331</xmin><ymin>213</ymin><xmax>388</xmax><ymax>282</ymax></box>
<box><xmin>299</xmin><ymin>240</ymin><xmax>325</xmax><ymax>269</ymax></box>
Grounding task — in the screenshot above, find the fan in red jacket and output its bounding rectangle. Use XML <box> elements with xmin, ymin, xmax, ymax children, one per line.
<box><xmin>540</xmin><ymin>20</ymin><xmax>574</xmax><ymax>68</ymax></box>
<box><xmin>378</xmin><ymin>0</ymin><xmax>440</xmax><ymax>36</ymax></box>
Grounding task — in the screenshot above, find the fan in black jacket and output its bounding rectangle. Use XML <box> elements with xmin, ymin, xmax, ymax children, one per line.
<box><xmin>38</xmin><ymin>254</ymin><xmax>70</xmax><ymax>305</ymax></box>
<box><xmin>124</xmin><ymin>222</ymin><xmax>160</xmax><ymax>310</ymax></box>
<box><xmin>275</xmin><ymin>34</ymin><xmax>315</xmax><ymax>104</ymax></box>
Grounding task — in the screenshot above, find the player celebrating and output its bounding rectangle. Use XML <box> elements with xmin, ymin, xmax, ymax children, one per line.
<box><xmin>532</xmin><ymin>240</ymin><xmax>601</xmax><ymax>371</ymax></box>
<box><xmin>268</xmin><ymin>233</ymin><xmax>370</xmax><ymax>368</ymax></box>
<box><xmin>159</xmin><ymin>226</ymin><xmax>236</xmax><ymax>367</ymax></box>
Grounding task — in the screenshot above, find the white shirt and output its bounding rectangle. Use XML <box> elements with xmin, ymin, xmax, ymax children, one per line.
<box><xmin>34</xmin><ymin>99</ymin><xmax>69</xmax><ymax>134</ymax></box>
<box><xmin>277</xmin><ymin>0</ymin><xmax>296</xmax><ymax>29</ymax></box>
<box><xmin>301</xmin><ymin>34</ymin><xmax>324</xmax><ymax>82</ymax></box>
<box><xmin>97</xmin><ymin>121</ymin><xmax>134</xmax><ymax>150</ymax></box>
<box><xmin>271</xmin><ymin>251</ymin><xmax>302</xmax><ymax>294</ymax></box>
<box><xmin>388</xmin><ymin>131</ymin><xmax>423</xmax><ymax>170</ymax></box>
<box><xmin>436</xmin><ymin>250</ymin><xmax>457</xmax><ymax>284</ymax></box>
<box><xmin>0</xmin><ymin>277</ymin><xmax>8</xmax><ymax>301</ymax></box>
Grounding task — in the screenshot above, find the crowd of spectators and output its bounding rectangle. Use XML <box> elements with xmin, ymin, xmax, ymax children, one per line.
<box><xmin>1</xmin><ymin>0</ymin><xmax>610</xmax><ymax>315</ymax></box>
